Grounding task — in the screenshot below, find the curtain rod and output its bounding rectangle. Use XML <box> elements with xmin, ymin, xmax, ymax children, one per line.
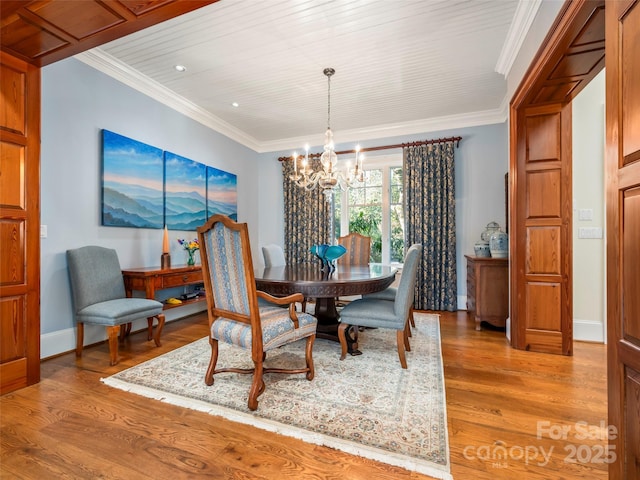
<box><xmin>277</xmin><ymin>136</ymin><xmax>462</xmax><ymax>161</ymax></box>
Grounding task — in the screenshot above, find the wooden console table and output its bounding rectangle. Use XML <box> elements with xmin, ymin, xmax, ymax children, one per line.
<box><xmin>122</xmin><ymin>265</ymin><xmax>204</xmax><ymax>310</ymax></box>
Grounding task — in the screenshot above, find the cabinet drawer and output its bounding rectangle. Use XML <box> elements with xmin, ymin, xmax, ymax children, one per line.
<box><xmin>161</xmin><ymin>272</ymin><xmax>202</xmax><ymax>288</ymax></box>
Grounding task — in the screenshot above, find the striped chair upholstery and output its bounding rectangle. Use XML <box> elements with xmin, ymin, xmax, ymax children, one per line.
<box><xmin>337</xmin><ymin>232</ymin><xmax>371</xmax><ymax>267</ymax></box>
<box><xmin>198</xmin><ymin>215</ymin><xmax>317</xmax><ymax>411</ymax></box>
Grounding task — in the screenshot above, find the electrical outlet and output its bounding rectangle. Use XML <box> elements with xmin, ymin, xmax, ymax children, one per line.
<box><xmin>578</xmin><ymin>227</ymin><xmax>603</xmax><ymax>239</ymax></box>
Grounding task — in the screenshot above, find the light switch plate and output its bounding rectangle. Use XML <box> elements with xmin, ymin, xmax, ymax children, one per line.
<box><xmin>40</xmin><ymin>225</ymin><xmax>47</xmax><ymax>238</ymax></box>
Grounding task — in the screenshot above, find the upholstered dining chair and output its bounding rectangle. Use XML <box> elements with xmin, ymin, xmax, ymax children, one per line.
<box><xmin>66</xmin><ymin>246</ymin><xmax>165</xmax><ymax>366</ymax></box>
<box><xmin>336</xmin><ymin>232</ymin><xmax>372</xmax><ymax>306</ymax></box>
<box><xmin>337</xmin><ymin>244</ymin><xmax>422</xmax><ymax>369</ymax></box>
<box><xmin>261</xmin><ymin>244</ymin><xmax>286</xmax><ymax>267</ymax></box>
<box><xmin>337</xmin><ymin>232</ymin><xmax>371</xmax><ymax>267</ymax></box>
<box><xmin>198</xmin><ymin>215</ymin><xmax>317</xmax><ymax>411</ymax></box>
<box><xmin>363</xmin><ymin>271</ymin><xmax>417</xmax><ymax>335</ymax></box>
<box><xmin>261</xmin><ymin>243</ymin><xmax>308</xmax><ymax>312</ymax></box>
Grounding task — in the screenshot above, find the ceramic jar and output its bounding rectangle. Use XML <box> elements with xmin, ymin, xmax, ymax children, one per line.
<box><xmin>489</xmin><ymin>230</ymin><xmax>509</xmax><ymax>258</ymax></box>
<box><xmin>481</xmin><ymin>221</ymin><xmax>500</xmax><ymax>242</ymax></box>
<box><xmin>474</xmin><ymin>241</ymin><xmax>491</xmax><ymax>257</ymax></box>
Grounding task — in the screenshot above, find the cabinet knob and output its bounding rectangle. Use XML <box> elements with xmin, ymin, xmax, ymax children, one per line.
<box><xmin>183</xmin><ymin>275</ymin><xmax>188</xmax><ymax>282</ymax></box>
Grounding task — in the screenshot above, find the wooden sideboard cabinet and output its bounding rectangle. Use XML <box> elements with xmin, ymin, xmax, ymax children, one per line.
<box><xmin>465</xmin><ymin>255</ymin><xmax>508</xmax><ymax>331</ymax></box>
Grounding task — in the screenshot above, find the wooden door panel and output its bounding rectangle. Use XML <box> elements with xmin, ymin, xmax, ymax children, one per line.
<box><xmin>527</xmin><ymin>170</ymin><xmax>561</xmax><ymax>217</ymax></box>
<box><xmin>526</xmin><ymin>114</ymin><xmax>560</xmax><ymax>161</ymax></box>
<box><xmin>606</xmin><ymin>0</ymin><xmax>640</xmax><ymax>476</ymax></box>
<box><xmin>0</xmin><ymin>64</ymin><xmax>26</xmax><ymax>135</ymax></box>
<box><xmin>526</xmin><ymin>226</ymin><xmax>561</xmax><ymax>274</ymax></box>
<box><xmin>622</xmin><ymin>187</ymin><xmax>640</xmax><ymax>342</ymax></box>
<box><xmin>621</xmin><ymin>4</ymin><xmax>640</xmax><ymax>164</ymax></box>
<box><xmin>0</xmin><ymin>52</ymin><xmax>40</xmax><ymax>395</ymax></box>
<box><xmin>0</xmin><ymin>142</ymin><xmax>25</xmax><ymax>209</ymax></box>
<box><xmin>516</xmin><ymin>104</ymin><xmax>572</xmax><ymax>355</ymax></box>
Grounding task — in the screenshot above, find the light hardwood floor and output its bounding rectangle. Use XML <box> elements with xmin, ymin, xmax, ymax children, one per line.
<box><xmin>0</xmin><ymin>311</ymin><xmax>608</xmax><ymax>479</ymax></box>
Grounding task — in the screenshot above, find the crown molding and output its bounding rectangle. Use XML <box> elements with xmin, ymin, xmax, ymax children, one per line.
<box><xmin>75</xmin><ymin>48</ymin><xmax>508</xmax><ymax>155</ymax></box>
<box><xmin>261</xmin><ymin>104</ymin><xmax>508</xmax><ymax>153</ymax></box>
<box><xmin>74</xmin><ymin>49</ymin><xmax>263</xmax><ymax>151</ymax></box>
<box><xmin>495</xmin><ymin>0</ymin><xmax>542</xmax><ymax>77</ymax></box>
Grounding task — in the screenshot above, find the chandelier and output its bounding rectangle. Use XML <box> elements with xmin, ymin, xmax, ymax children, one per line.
<box><xmin>289</xmin><ymin>68</ymin><xmax>365</xmax><ymax>197</ymax></box>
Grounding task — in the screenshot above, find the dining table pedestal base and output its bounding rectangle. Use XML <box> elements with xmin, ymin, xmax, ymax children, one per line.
<box><xmin>313</xmin><ymin>297</ymin><xmax>361</xmax><ymax>355</ymax></box>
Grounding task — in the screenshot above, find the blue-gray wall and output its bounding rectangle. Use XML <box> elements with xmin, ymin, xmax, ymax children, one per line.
<box><xmin>40</xmin><ymin>57</ymin><xmax>508</xmax><ymax>358</ymax></box>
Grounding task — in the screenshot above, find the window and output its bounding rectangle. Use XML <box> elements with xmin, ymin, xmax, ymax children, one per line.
<box><xmin>333</xmin><ymin>154</ymin><xmax>404</xmax><ymax>264</ymax></box>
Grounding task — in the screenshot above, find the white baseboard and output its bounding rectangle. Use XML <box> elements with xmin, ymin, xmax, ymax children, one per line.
<box><xmin>573</xmin><ymin>318</ymin><xmax>605</xmax><ymax>343</ymax></box>
<box><xmin>457</xmin><ymin>295</ymin><xmax>467</xmax><ymax>311</ymax></box>
<box><xmin>40</xmin><ymin>303</ymin><xmax>206</xmax><ymax>360</ymax></box>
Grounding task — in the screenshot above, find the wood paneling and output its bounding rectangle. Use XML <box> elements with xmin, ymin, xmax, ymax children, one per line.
<box><xmin>513</xmin><ymin>103</ymin><xmax>572</xmax><ymax>356</ymax></box>
<box><xmin>621</xmin><ymin>4</ymin><xmax>640</xmax><ymax>164</ymax></box>
<box><xmin>622</xmin><ymin>188</ymin><xmax>640</xmax><ymax>343</ymax></box>
<box><xmin>0</xmin><ymin>51</ymin><xmax>39</xmax><ymax>395</ymax></box>
<box><xmin>522</xmin><ymin>2</ymin><xmax>605</xmax><ymax>107</ymax></box>
<box><xmin>606</xmin><ymin>0</ymin><xmax>640</xmax><ymax>476</ymax></box>
<box><xmin>0</xmin><ymin>142</ymin><xmax>25</xmax><ymax>209</ymax></box>
<box><xmin>526</xmin><ymin>170</ymin><xmax>561</xmax><ymax>217</ymax></box>
<box><xmin>526</xmin><ymin>226</ymin><xmax>561</xmax><ymax>274</ymax></box>
<box><xmin>0</xmin><ymin>63</ymin><xmax>26</xmax><ymax>135</ymax></box>
<box><xmin>0</xmin><ymin>0</ymin><xmax>217</xmax><ymax>67</ymax></box>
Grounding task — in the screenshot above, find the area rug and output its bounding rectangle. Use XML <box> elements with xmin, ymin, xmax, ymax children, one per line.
<box><xmin>102</xmin><ymin>313</ymin><xmax>451</xmax><ymax>479</ymax></box>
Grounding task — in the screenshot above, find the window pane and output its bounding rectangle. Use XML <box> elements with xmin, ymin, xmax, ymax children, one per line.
<box><xmin>367</xmin><ymin>186</ymin><xmax>382</xmax><ymax>204</ymax></box>
<box><xmin>390</xmin><ymin>204</ymin><xmax>404</xmax><ymax>262</ymax></box>
<box><xmin>389</xmin><ymin>167</ymin><xmax>404</xmax><ymax>263</ymax></box>
<box><xmin>349</xmin><ymin>206</ymin><xmax>382</xmax><ymax>262</ymax></box>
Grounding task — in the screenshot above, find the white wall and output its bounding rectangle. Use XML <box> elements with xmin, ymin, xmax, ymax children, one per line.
<box><xmin>258</xmin><ymin>122</ymin><xmax>509</xmax><ymax>310</ymax></box>
<box><xmin>572</xmin><ymin>69</ymin><xmax>606</xmax><ymax>342</ymax></box>
<box><xmin>40</xmin><ymin>58</ymin><xmax>262</xmax><ymax>358</ymax></box>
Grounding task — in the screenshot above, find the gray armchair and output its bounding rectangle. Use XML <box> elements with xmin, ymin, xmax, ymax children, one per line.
<box><xmin>66</xmin><ymin>246</ymin><xmax>165</xmax><ymax>366</ymax></box>
<box><xmin>337</xmin><ymin>244</ymin><xmax>422</xmax><ymax>368</ymax></box>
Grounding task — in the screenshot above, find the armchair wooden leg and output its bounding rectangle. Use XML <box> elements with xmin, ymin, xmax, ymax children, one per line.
<box><xmin>248</xmin><ymin>361</ymin><xmax>264</xmax><ymax>411</ymax></box>
<box><xmin>396</xmin><ymin>330</ymin><xmax>408</xmax><ymax>369</ymax></box>
<box><xmin>106</xmin><ymin>325</ymin><xmax>121</xmax><ymax>366</ymax></box>
<box><xmin>409</xmin><ymin>306</ymin><xmax>416</xmax><ymax>328</ymax></box>
<box><xmin>75</xmin><ymin>323</ymin><xmax>85</xmax><ymax>358</ymax></box>
<box><xmin>305</xmin><ymin>335</ymin><xmax>315</xmax><ymax>380</ymax></box>
<box><xmin>147</xmin><ymin>318</ymin><xmax>153</xmax><ymax>340</ymax></box>
<box><xmin>404</xmin><ymin>322</ymin><xmax>411</xmax><ymax>352</ymax></box>
<box><xmin>204</xmin><ymin>338</ymin><xmax>219</xmax><ymax>386</ymax></box>
<box><xmin>152</xmin><ymin>313</ymin><xmax>165</xmax><ymax>347</ymax></box>
<box><xmin>337</xmin><ymin>322</ymin><xmax>349</xmax><ymax>360</ymax></box>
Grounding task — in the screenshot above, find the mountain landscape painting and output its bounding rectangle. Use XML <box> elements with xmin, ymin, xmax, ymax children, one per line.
<box><xmin>102</xmin><ymin>130</ymin><xmax>164</xmax><ymax>228</ymax></box>
<box><xmin>207</xmin><ymin>166</ymin><xmax>237</xmax><ymax>221</ymax></box>
<box><xmin>164</xmin><ymin>151</ymin><xmax>207</xmax><ymax>230</ymax></box>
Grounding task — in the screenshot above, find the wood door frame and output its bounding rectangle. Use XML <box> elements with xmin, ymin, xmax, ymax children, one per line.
<box><xmin>509</xmin><ymin>0</ymin><xmax>605</xmax><ymax>352</ymax></box>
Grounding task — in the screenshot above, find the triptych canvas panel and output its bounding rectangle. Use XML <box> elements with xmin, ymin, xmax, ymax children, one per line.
<box><xmin>101</xmin><ymin>130</ymin><xmax>237</xmax><ymax>229</ymax></box>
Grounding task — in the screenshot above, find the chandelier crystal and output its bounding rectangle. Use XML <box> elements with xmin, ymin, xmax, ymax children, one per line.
<box><xmin>290</xmin><ymin>68</ymin><xmax>365</xmax><ymax>197</ymax></box>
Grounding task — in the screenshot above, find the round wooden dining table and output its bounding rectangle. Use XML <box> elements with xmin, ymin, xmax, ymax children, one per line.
<box><xmin>254</xmin><ymin>263</ymin><xmax>397</xmax><ymax>353</ymax></box>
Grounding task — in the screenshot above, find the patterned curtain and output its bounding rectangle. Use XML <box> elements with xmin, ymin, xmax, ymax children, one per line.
<box><xmin>282</xmin><ymin>159</ymin><xmax>331</xmax><ymax>264</ymax></box>
<box><xmin>404</xmin><ymin>141</ymin><xmax>457</xmax><ymax>311</ymax></box>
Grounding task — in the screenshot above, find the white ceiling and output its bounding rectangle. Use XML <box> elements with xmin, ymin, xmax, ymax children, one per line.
<box><xmin>75</xmin><ymin>0</ymin><xmax>540</xmax><ymax>153</ymax></box>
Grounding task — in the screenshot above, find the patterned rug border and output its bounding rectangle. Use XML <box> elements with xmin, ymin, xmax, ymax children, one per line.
<box><xmin>102</xmin><ymin>313</ymin><xmax>452</xmax><ymax>480</ymax></box>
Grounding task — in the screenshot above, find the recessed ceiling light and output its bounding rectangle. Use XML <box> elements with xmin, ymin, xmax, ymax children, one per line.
<box><xmin>174</xmin><ymin>65</ymin><xmax>187</xmax><ymax>72</ymax></box>
<box><xmin>231</xmin><ymin>102</ymin><xmax>239</xmax><ymax>108</ymax></box>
